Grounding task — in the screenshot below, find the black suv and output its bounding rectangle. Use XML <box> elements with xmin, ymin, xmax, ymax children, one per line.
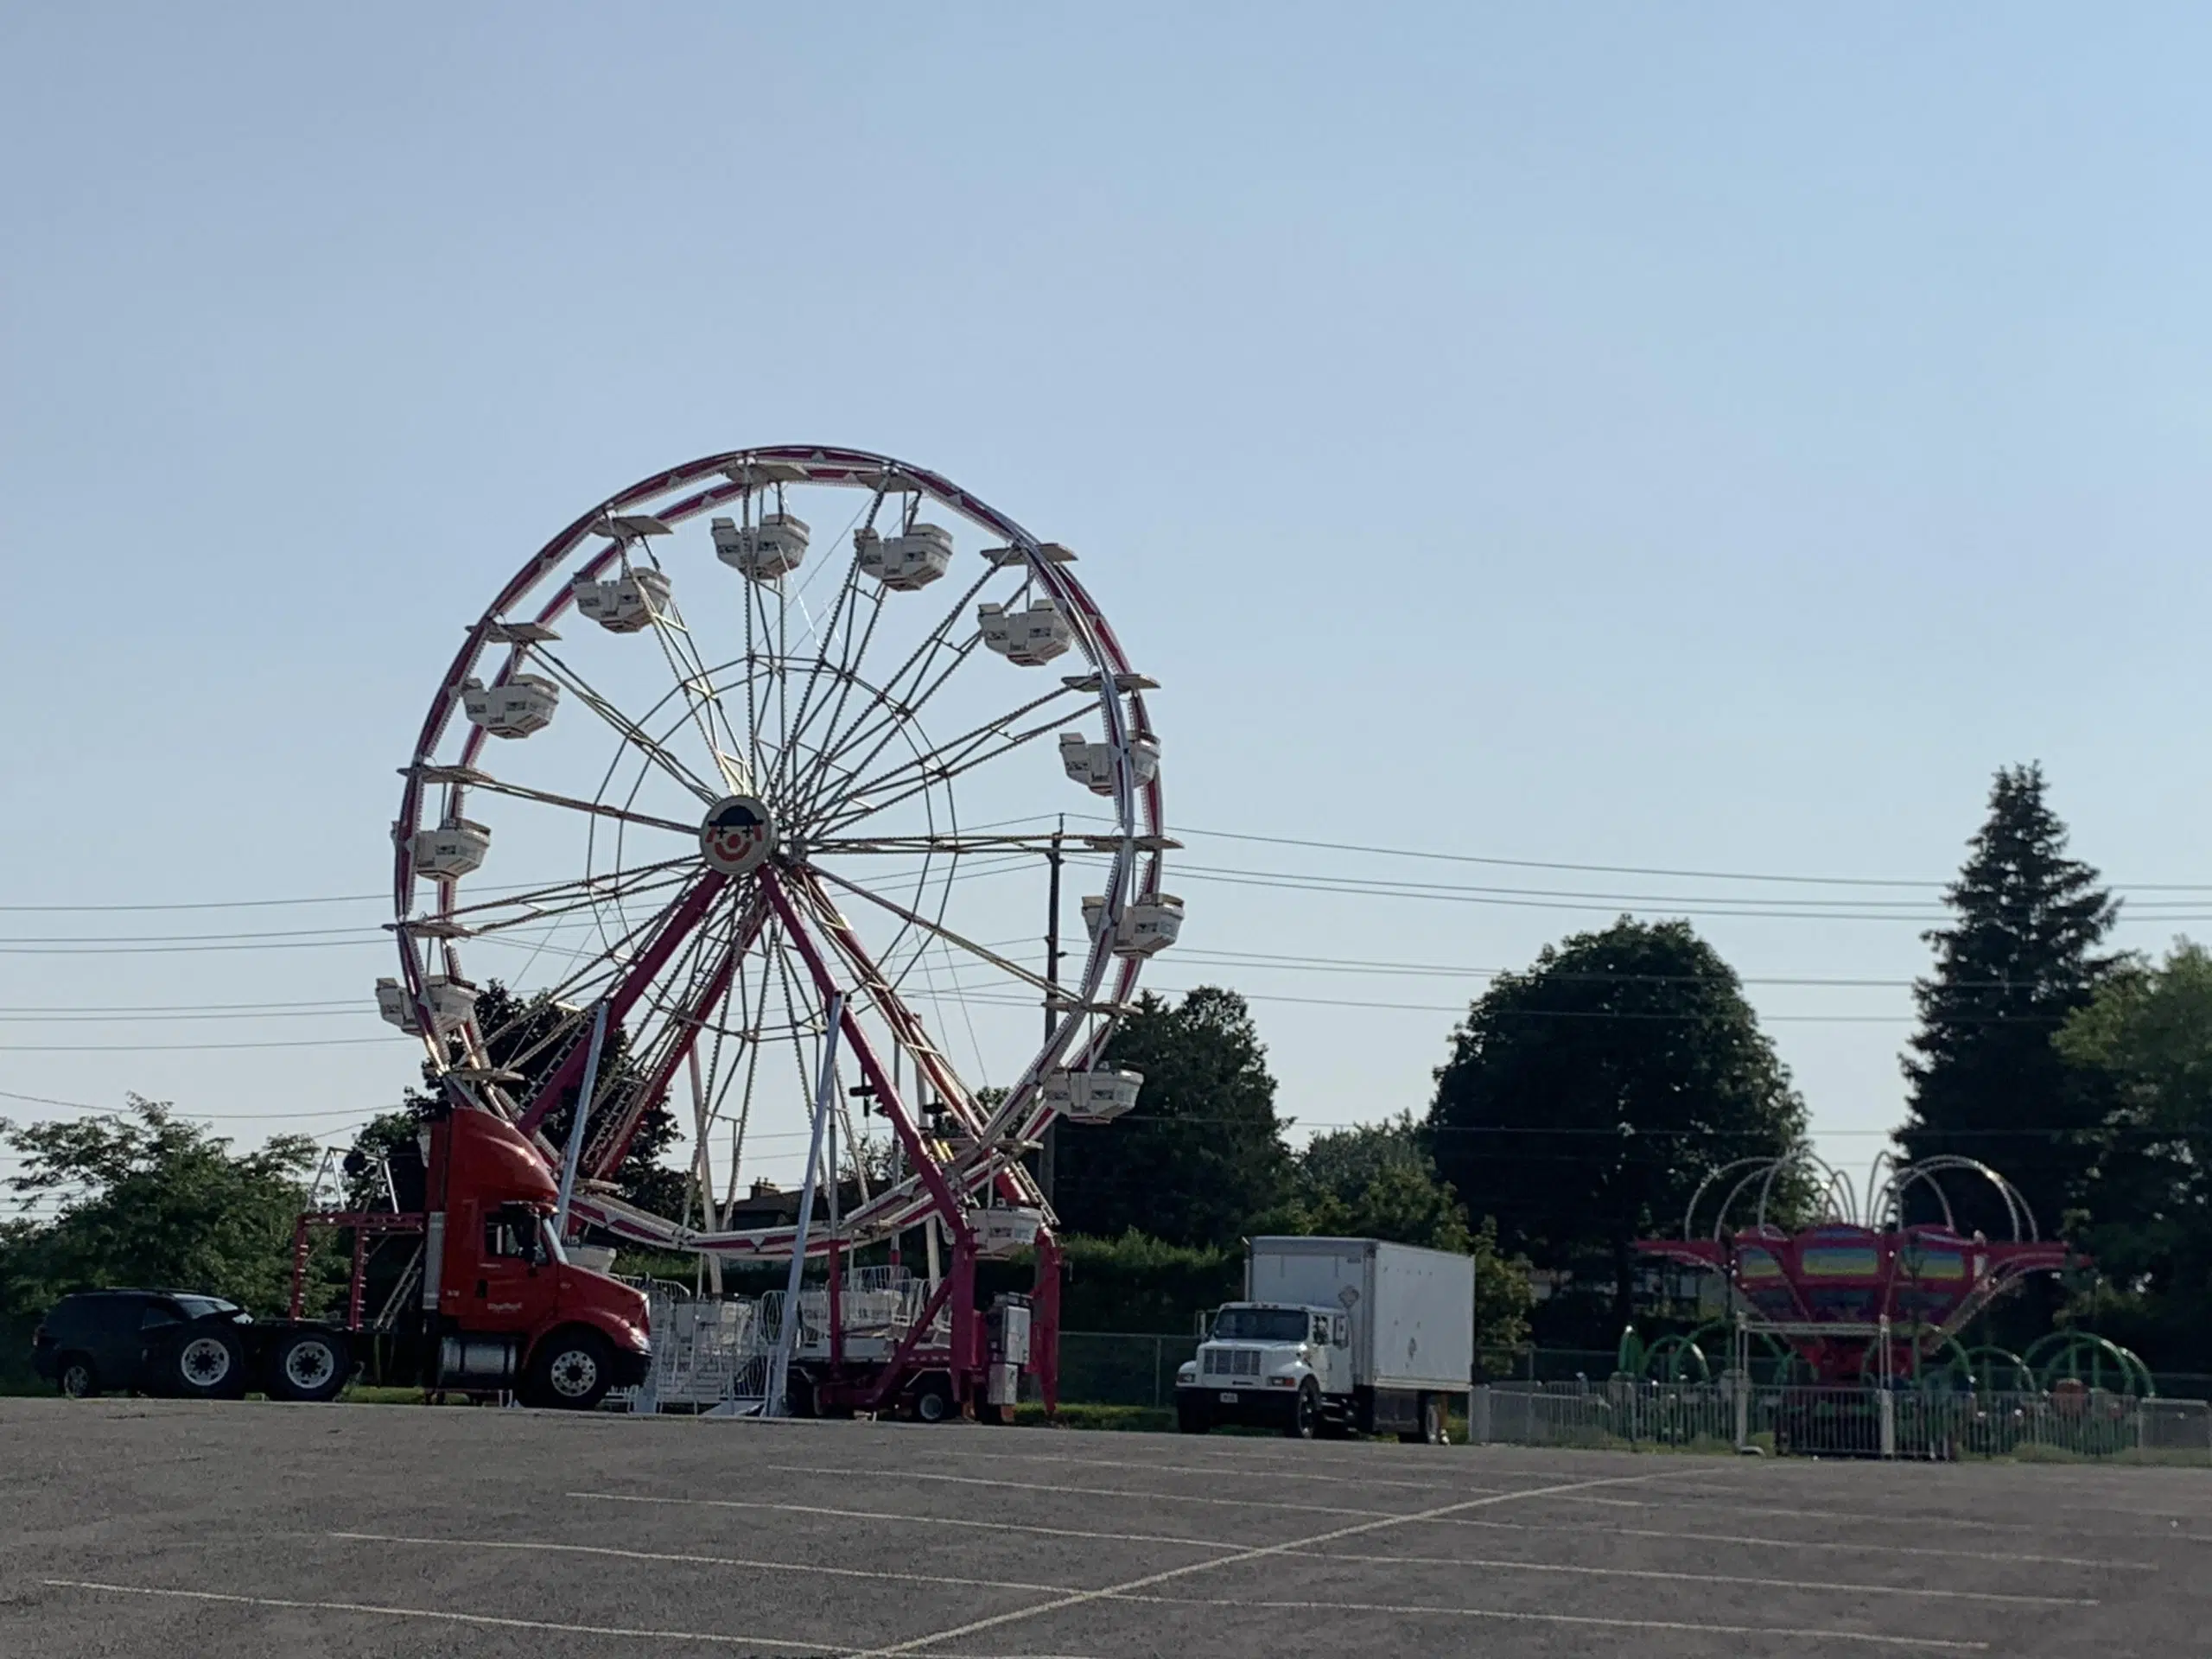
<box><xmin>31</xmin><ymin>1289</ymin><xmax>258</xmax><ymax>1400</ymax></box>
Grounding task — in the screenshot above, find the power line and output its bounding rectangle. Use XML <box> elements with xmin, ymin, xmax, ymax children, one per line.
<box><xmin>0</xmin><ymin>1035</ymin><xmax>399</xmax><ymax>1054</ymax></box>
<box><xmin>1081</xmin><ymin>815</ymin><xmax>2212</xmax><ymax>894</ymax></box>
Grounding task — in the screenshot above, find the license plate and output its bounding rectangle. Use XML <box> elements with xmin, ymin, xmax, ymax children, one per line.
<box><xmin>1217</xmin><ymin>1390</ymin><xmax>1237</xmax><ymax>1403</ymax></box>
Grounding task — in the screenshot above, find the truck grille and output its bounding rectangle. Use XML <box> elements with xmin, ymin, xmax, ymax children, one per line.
<box><xmin>1201</xmin><ymin>1346</ymin><xmax>1261</xmax><ymax>1379</ymax></box>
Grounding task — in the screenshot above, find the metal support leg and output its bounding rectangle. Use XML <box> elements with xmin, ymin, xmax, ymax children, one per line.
<box><xmin>767</xmin><ymin>993</ymin><xmax>843</xmax><ymax>1419</ymax></box>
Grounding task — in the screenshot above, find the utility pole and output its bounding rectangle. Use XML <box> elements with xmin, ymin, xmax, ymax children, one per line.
<box><xmin>1040</xmin><ymin>816</ymin><xmax>1065</xmax><ymax>1205</ymax></box>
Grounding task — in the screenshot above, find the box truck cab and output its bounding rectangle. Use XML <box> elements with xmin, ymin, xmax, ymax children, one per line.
<box><xmin>1176</xmin><ymin>1236</ymin><xmax>1472</xmax><ymax>1443</ymax></box>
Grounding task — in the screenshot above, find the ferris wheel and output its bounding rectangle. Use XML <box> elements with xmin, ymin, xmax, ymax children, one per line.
<box><xmin>378</xmin><ymin>447</ymin><xmax>1176</xmax><ymax>1262</ymax></box>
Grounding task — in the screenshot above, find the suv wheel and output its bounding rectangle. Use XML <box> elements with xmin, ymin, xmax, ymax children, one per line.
<box><xmin>57</xmin><ymin>1354</ymin><xmax>99</xmax><ymax>1399</ymax></box>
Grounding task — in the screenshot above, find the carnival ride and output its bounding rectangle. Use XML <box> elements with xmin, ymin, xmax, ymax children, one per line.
<box><xmin>1628</xmin><ymin>1144</ymin><xmax>2149</xmax><ymax>1394</ymax></box>
<box><xmin>376</xmin><ymin>446</ymin><xmax>1174</xmax><ymax>1416</ymax></box>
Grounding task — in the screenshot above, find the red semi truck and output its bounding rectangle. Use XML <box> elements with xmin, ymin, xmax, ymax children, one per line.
<box><xmin>270</xmin><ymin>1107</ymin><xmax>651</xmax><ymax>1408</ymax></box>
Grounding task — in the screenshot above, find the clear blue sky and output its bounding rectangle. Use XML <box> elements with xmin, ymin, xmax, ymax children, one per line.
<box><xmin>5</xmin><ymin>5</ymin><xmax>2210</xmax><ymax>1200</ymax></box>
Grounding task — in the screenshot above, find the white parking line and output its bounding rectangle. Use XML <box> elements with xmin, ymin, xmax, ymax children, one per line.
<box><xmin>1432</xmin><ymin>1513</ymin><xmax>2159</xmax><ymax>1570</ymax></box>
<box><xmin>852</xmin><ymin>1471</ymin><xmax>1667</xmax><ymax>1657</ymax></box>
<box><xmin>1560</xmin><ymin>1485</ymin><xmax>2060</xmax><ymax>1532</ymax></box>
<box><xmin>978</xmin><ymin>1450</ymin><xmax>1499</xmax><ymax>1494</ymax></box>
<box><xmin>572</xmin><ymin>1490</ymin><xmax>1251</xmax><ymax>1552</ymax></box>
<box><xmin>1294</xmin><ymin>1548</ymin><xmax>2094</xmax><ymax>1606</ymax></box>
<box><xmin>36</xmin><ymin>1581</ymin><xmax>818</xmax><ymax>1651</ymax></box>
<box><xmin>40</xmin><ymin>1579</ymin><xmax>1093</xmax><ymax>1659</ymax></box>
<box><xmin>331</xmin><ymin>1530</ymin><xmax>1070</xmax><ymax>1593</ymax></box>
<box><xmin>1110</xmin><ymin>1591</ymin><xmax>1987</xmax><ymax>1649</ymax></box>
<box><xmin>403</xmin><ymin>1510</ymin><xmax>2093</xmax><ymax>1608</ymax></box>
<box><xmin>765</xmin><ymin>1464</ymin><xmax>1395</xmax><ymax>1518</ymax></box>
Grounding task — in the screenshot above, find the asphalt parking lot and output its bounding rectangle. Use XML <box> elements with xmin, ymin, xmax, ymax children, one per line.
<box><xmin>1</xmin><ymin>1397</ymin><xmax>2204</xmax><ymax>1656</ymax></box>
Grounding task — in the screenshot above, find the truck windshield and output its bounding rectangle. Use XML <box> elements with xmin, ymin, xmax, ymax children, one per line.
<box><xmin>1212</xmin><ymin>1307</ymin><xmax>1309</xmax><ymax>1343</ymax></box>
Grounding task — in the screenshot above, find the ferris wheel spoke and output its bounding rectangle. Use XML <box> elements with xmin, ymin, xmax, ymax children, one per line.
<box><xmin>806</xmin><ymin>833</ymin><xmax>1065</xmax><ymax>856</ymax></box>
<box><xmin>781</xmin><ymin>869</ymin><xmax>991</xmax><ymax>1135</ymax></box>
<box><xmin>772</xmin><ymin>546</ymin><xmax>881</xmax><ymax>801</ymax></box>
<box><xmin>523</xmin><ymin>644</ymin><xmax>724</xmax><ymax>804</ymax></box>
<box><xmin>419</xmin><ymin>856</ymin><xmax>699</xmax><ymax>926</ymax></box>
<box><xmin>823</xmin><ymin>683</ymin><xmax>1085</xmax><ymax>826</ymax></box>
<box><xmin>645</xmin><ymin>603</ymin><xmax>753</xmax><ymax>795</ymax></box>
<box><xmin>512</xmin><ymin>869</ymin><xmax>733</xmax><ymax>1136</ymax></box>
<box><xmin>793</xmin><ymin>634</ymin><xmax>988</xmax><ymax>826</ymax></box>
<box><xmin>780</xmin><ymin>589</ymin><xmax>892</xmax><ymax>816</ymax></box>
<box><xmin>805</xmin><ymin>861</ymin><xmax>1057</xmax><ymax>1000</ymax></box>
<box><xmin>583</xmin><ymin>891</ymin><xmax>768</xmax><ymax>1180</ymax></box>
<box><xmin>461</xmin><ymin>882</ymin><xmax>715</xmax><ymax>1079</ymax></box>
<box><xmin>789</xmin><ymin>562</ymin><xmax>998</xmax><ymax>820</ymax></box>
<box><xmin>438</xmin><ymin>772</ymin><xmax>702</xmax><ymax>839</ymax></box>
<box><xmin>816</xmin><ymin>712</ymin><xmax>1076</xmax><ymax>838</ymax></box>
<box><xmin>754</xmin><ymin>871</ymin><xmax>978</xmax><ymax>1238</ymax></box>
<box><xmin>448</xmin><ymin>871</ymin><xmax>696</xmax><ymax>939</ymax></box>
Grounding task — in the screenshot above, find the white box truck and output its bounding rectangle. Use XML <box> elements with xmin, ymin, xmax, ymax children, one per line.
<box><xmin>1173</xmin><ymin>1236</ymin><xmax>1474</xmax><ymax>1443</ymax></box>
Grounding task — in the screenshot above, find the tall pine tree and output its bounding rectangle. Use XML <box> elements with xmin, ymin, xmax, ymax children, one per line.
<box><xmin>1899</xmin><ymin>764</ymin><xmax>2117</xmax><ymax>1240</ymax></box>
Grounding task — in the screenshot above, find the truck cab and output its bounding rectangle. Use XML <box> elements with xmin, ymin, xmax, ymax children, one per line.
<box><xmin>1175</xmin><ymin>1301</ymin><xmax>1349</xmax><ymax>1435</ymax></box>
<box><xmin>423</xmin><ymin>1109</ymin><xmax>652</xmax><ymax>1408</ymax></box>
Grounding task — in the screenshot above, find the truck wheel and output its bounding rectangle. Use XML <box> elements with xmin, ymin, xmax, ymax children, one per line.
<box><xmin>524</xmin><ymin>1329</ymin><xmax>612</xmax><ymax>1410</ymax></box>
<box><xmin>56</xmin><ymin>1354</ymin><xmax>99</xmax><ymax>1399</ymax></box>
<box><xmin>156</xmin><ymin>1328</ymin><xmax>247</xmax><ymax>1401</ymax></box>
<box><xmin>1284</xmin><ymin>1379</ymin><xmax>1319</xmax><ymax>1440</ymax></box>
<box><xmin>912</xmin><ymin>1375</ymin><xmax>955</xmax><ymax>1423</ymax></box>
<box><xmin>266</xmin><ymin>1329</ymin><xmax>351</xmax><ymax>1403</ymax></box>
<box><xmin>1176</xmin><ymin>1399</ymin><xmax>1210</xmax><ymax>1434</ymax></box>
<box><xmin>1400</xmin><ymin>1392</ymin><xmax>1446</xmax><ymax>1445</ymax></box>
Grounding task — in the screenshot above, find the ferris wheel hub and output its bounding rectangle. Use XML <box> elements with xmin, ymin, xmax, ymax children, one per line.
<box><xmin>699</xmin><ymin>795</ymin><xmax>779</xmax><ymax>875</ymax></box>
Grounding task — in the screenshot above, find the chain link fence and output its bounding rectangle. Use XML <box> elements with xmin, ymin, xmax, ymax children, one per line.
<box><xmin>1052</xmin><ymin>1331</ymin><xmax>1193</xmax><ymax>1407</ymax></box>
<box><xmin>1472</xmin><ymin>1378</ymin><xmax>2212</xmax><ymax>1462</ymax></box>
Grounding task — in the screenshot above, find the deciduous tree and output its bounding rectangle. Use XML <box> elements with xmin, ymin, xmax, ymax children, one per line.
<box><xmin>1427</xmin><ymin>918</ymin><xmax>1805</xmax><ymax>1329</ymax></box>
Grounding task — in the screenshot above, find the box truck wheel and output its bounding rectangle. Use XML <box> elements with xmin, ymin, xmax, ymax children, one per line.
<box><xmin>1176</xmin><ymin>1397</ymin><xmax>1210</xmax><ymax>1434</ymax></box>
<box><xmin>1399</xmin><ymin>1392</ymin><xmax>1446</xmax><ymax>1445</ymax></box>
<box><xmin>266</xmin><ymin>1328</ymin><xmax>351</xmax><ymax>1403</ymax></box>
<box><xmin>1284</xmin><ymin>1378</ymin><xmax>1319</xmax><ymax>1440</ymax></box>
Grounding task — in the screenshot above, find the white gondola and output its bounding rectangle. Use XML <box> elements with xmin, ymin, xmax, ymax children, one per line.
<box><xmin>1058</xmin><ymin>732</ymin><xmax>1160</xmax><ymax>796</ymax></box>
<box><xmin>375</xmin><ymin>974</ymin><xmax>478</xmax><ymax>1037</ymax></box>
<box><xmin>571</xmin><ymin>566</ymin><xmax>671</xmax><ymax>633</ymax></box>
<box><xmin>461</xmin><ymin>674</ymin><xmax>559</xmax><ymax>738</ymax></box>
<box><xmin>1043</xmin><ymin>1067</ymin><xmax>1143</xmax><ymax>1123</ymax></box>
<box><xmin>711</xmin><ymin>512</ymin><xmax>810</xmax><ymax>581</ymax></box>
<box><xmin>1082</xmin><ymin>892</ymin><xmax>1185</xmax><ymax>957</ymax></box>
<box><xmin>410</xmin><ymin>818</ymin><xmax>490</xmax><ymax>881</ymax></box>
<box><xmin>854</xmin><ymin>523</ymin><xmax>954</xmax><ymax>590</ymax></box>
<box><xmin>977</xmin><ymin>596</ymin><xmax>1072</xmax><ymax>665</ymax></box>
<box><xmin>975</xmin><ymin>1206</ymin><xmax>1045</xmax><ymax>1258</ymax></box>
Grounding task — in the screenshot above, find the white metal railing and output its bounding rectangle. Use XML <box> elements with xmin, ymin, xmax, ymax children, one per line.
<box><xmin>1471</xmin><ymin>1379</ymin><xmax>2212</xmax><ymax>1462</ymax></box>
<box><xmin>624</xmin><ymin>1271</ymin><xmax>943</xmax><ymax>1413</ymax></box>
